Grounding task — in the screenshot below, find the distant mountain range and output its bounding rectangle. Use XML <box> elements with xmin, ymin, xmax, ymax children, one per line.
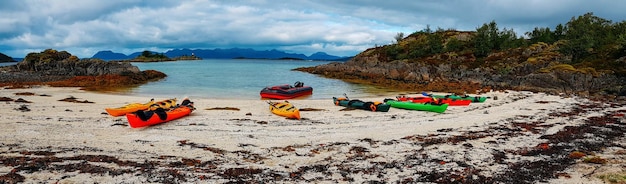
<box><xmin>92</xmin><ymin>48</ymin><xmax>352</xmax><ymax>61</ymax></box>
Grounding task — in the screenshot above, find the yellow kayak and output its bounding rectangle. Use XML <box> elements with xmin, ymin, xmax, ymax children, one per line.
<box><xmin>268</xmin><ymin>101</ymin><xmax>301</xmax><ymax>120</ymax></box>
<box><xmin>148</xmin><ymin>98</ymin><xmax>177</xmax><ymax>111</ymax></box>
<box><xmin>105</xmin><ymin>98</ymin><xmax>176</xmax><ymax>117</ymax></box>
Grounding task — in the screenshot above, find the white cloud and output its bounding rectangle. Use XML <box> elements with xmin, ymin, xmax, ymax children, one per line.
<box><xmin>0</xmin><ymin>0</ymin><xmax>625</xmax><ymax>58</ymax></box>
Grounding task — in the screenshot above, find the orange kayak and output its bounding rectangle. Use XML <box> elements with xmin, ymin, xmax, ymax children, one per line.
<box><xmin>105</xmin><ymin>99</ymin><xmax>176</xmax><ymax>117</ymax></box>
<box><xmin>126</xmin><ymin>99</ymin><xmax>194</xmax><ymax>128</ymax></box>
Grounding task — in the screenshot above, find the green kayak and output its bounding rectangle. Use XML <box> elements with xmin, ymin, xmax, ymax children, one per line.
<box><xmin>333</xmin><ymin>97</ymin><xmax>391</xmax><ymax>112</ymax></box>
<box><xmin>384</xmin><ymin>99</ymin><xmax>448</xmax><ymax>113</ymax></box>
<box><xmin>424</xmin><ymin>92</ymin><xmax>487</xmax><ymax>103</ymax></box>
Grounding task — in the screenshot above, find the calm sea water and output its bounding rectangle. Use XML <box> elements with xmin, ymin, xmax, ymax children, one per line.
<box><xmin>128</xmin><ymin>59</ymin><xmax>398</xmax><ymax>99</ymax></box>
<box><xmin>1</xmin><ymin>59</ymin><xmax>400</xmax><ymax>99</ymax></box>
<box><xmin>0</xmin><ymin>62</ymin><xmax>18</xmax><ymax>67</ymax></box>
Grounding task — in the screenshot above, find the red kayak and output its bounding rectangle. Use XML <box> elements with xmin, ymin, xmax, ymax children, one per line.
<box><xmin>260</xmin><ymin>81</ymin><xmax>313</xmax><ymax>100</ymax></box>
<box><xmin>126</xmin><ymin>99</ymin><xmax>195</xmax><ymax>128</ymax></box>
<box><xmin>396</xmin><ymin>96</ymin><xmax>471</xmax><ymax>106</ymax></box>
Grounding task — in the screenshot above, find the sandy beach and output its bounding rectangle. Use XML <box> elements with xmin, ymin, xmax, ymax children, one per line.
<box><xmin>0</xmin><ymin>86</ymin><xmax>624</xmax><ymax>183</ymax></box>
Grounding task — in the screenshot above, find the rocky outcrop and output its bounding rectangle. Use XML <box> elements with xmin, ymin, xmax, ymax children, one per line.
<box><xmin>14</xmin><ymin>49</ymin><xmax>140</xmax><ymax>75</ymax></box>
<box><xmin>296</xmin><ymin>42</ymin><xmax>626</xmax><ymax>96</ymax></box>
<box><xmin>0</xmin><ymin>49</ymin><xmax>166</xmax><ymax>89</ymax></box>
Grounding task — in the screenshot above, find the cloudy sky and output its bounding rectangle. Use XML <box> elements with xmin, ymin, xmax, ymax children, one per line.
<box><xmin>1</xmin><ymin>0</ymin><xmax>625</xmax><ymax>58</ymax></box>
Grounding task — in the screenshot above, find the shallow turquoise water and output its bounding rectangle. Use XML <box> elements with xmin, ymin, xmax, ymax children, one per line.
<box><xmin>129</xmin><ymin>59</ymin><xmax>397</xmax><ymax>99</ymax></box>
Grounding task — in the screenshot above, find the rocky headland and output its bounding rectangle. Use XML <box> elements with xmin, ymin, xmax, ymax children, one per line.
<box><xmin>296</xmin><ymin>32</ymin><xmax>626</xmax><ymax>98</ymax></box>
<box><xmin>0</xmin><ymin>53</ymin><xmax>16</xmax><ymax>63</ymax></box>
<box><xmin>295</xmin><ymin>14</ymin><xmax>626</xmax><ymax>99</ymax></box>
<box><xmin>0</xmin><ymin>49</ymin><xmax>166</xmax><ymax>90</ymax></box>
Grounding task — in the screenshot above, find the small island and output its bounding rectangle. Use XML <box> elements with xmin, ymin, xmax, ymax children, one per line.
<box><xmin>127</xmin><ymin>51</ymin><xmax>202</xmax><ymax>62</ymax></box>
